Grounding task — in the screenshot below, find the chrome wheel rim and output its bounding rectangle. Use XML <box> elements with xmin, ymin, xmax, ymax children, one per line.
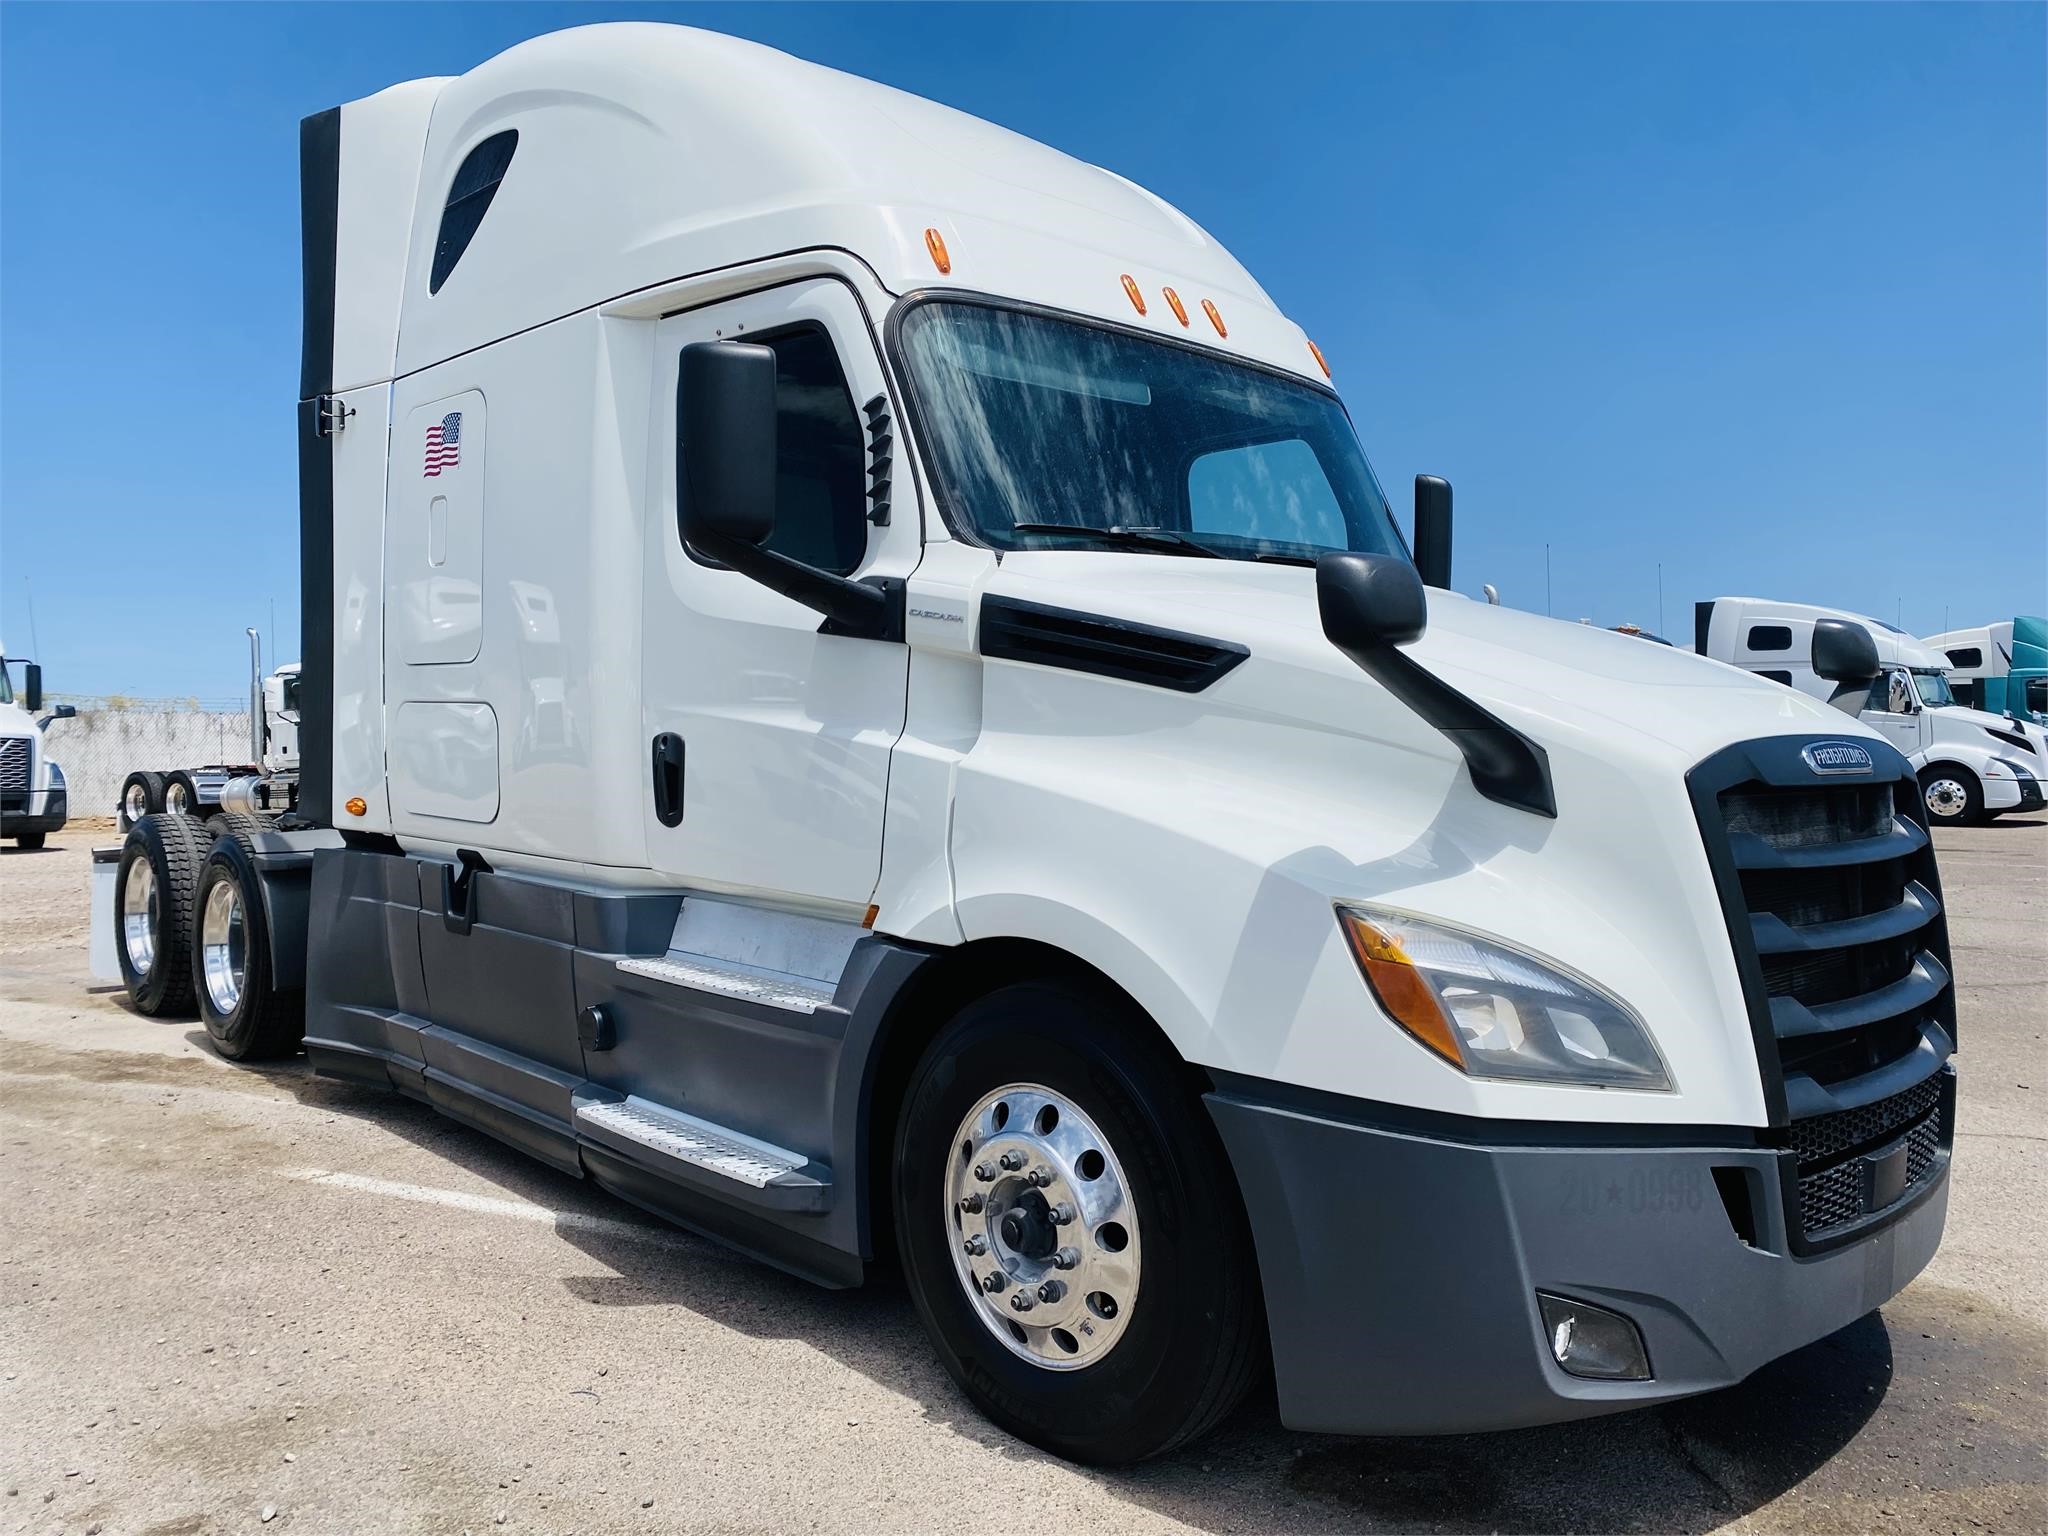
<box><xmin>165</xmin><ymin>780</ymin><xmax>189</xmax><ymax>814</ymax></box>
<box><xmin>200</xmin><ymin>880</ymin><xmax>245</xmax><ymax>1015</ymax></box>
<box><xmin>945</xmin><ymin>1083</ymin><xmax>1141</xmax><ymax>1371</ymax></box>
<box><xmin>1925</xmin><ymin>778</ymin><xmax>1968</xmax><ymax>820</ymax></box>
<box><xmin>121</xmin><ymin>859</ymin><xmax>158</xmax><ymax>975</ymax></box>
<box><xmin>123</xmin><ymin>783</ymin><xmax>149</xmax><ymax>825</ymax></box>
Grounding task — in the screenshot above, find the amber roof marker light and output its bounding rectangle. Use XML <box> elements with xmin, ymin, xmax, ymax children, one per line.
<box><xmin>924</xmin><ymin>227</ymin><xmax>951</xmax><ymax>275</ymax></box>
<box><xmin>1307</xmin><ymin>339</ymin><xmax>1332</xmax><ymax>378</ymax></box>
<box><xmin>1201</xmin><ymin>299</ymin><xmax>1226</xmax><ymax>338</ymax></box>
<box><xmin>1120</xmin><ymin>274</ymin><xmax>1148</xmax><ymax>316</ymax></box>
<box><xmin>1162</xmin><ymin>286</ymin><xmax>1189</xmax><ymax>327</ymax></box>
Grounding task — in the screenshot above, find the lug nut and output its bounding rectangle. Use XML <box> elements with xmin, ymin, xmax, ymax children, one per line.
<box><xmin>962</xmin><ymin>1235</ymin><xmax>987</xmax><ymax>1257</ymax></box>
<box><xmin>958</xmin><ymin>1192</ymin><xmax>984</xmax><ymax>1215</ymax></box>
<box><xmin>999</xmin><ymin>1149</ymin><xmax>1027</xmax><ymax>1171</ymax></box>
<box><xmin>1049</xmin><ymin>1202</ymin><xmax>1075</xmax><ymax>1226</ymax></box>
<box><xmin>1026</xmin><ymin>1166</ymin><xmax>1054</xmax><ymax>1188</ymax></box>
<box><xmin>1037</xmin><ymin>1279</ymin><xmax>1065</xmax><ymax>1304</ymax></box>
<box><xmin>982</xmin><ymin>1271</ymin><xmax>1008</xmax><ymax>1293</ymax></box>
<box><xmin>1052</xmin><ymin>1246</ymin><xmax>1080</xmax><ymax>1271</ymax></box>
<box><xmin>973</xmin><ymin>1162</ymin><xmax>996</xmax><ymax>1183</ymax></box>
<box><xmin>1009</xmin><ymin>1292</ymin><xmax>1035</xmax><ymax>1312</ymax></box>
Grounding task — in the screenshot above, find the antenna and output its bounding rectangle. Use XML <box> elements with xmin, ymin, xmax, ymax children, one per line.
<box><xmin>1657</xmin><ymin>562</ymin><xmax>1664</xmax><ymax>637</ymax></box>
<box><xmin>22</xmin><ymin>577</ymin><xmax>41</xmax><ymax>659</ymax></box>
<box><xmin>1545</xmin><ymin>545</ymin><xmax>1552</xmax><ymax>618</ymax></box>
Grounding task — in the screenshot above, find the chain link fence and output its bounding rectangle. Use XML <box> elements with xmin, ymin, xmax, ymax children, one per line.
<box><xmin>42</xmin><ymin>697</ymin><xmax>254</xmax><ymax>816</ymax></box>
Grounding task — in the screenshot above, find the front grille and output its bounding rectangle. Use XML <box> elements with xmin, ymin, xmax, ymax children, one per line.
<box><xmin>1690</xmin><ymin>739</ymin><xmax>1958</xmax><ymax>1250</ymax></box>
<box><xmin>0</xmin><ymin>737</ymin><xmax>27</xmax><ymax>794</ymax></box>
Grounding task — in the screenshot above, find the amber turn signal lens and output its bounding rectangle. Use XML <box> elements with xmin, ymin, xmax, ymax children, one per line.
<box><xmin>924</xmin><ymin>227</ymin><xmax>951</xmax><ymax>275</ymax></box>
<box><xmin>1120</xmin><ymin>274</ymin><xmax>1147</xmax><ymax>316</ymax></box>
<box><xmin>1162</xmin><ymin>286</ymin><xmax>1189</xmax><ymax>327</ymax></box>
<box><xmin>344</xmin><ymin>796</ymin><xmax>368</xmax><ymax>818</ymax></box>
<box><xmin>1201</xmin><ymin>299</ymin><xmax>1226</xmax><ymax>337</ymax></box>
<box><xmin>1338</xmin><ymin>909</ymin><xmax>1463</xmax><ymax>1067</ymax></box>
<box><xmin>1307</xmin><ymin>339</ymin><xmax>1332</xmax><ymax>378</ymax></box>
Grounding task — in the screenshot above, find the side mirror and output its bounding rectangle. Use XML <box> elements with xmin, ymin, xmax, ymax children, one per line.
<box><xmin>2025</xmin><ymin>677</ymin><xmax>2047</xmax><ymax>716</ymax></box>
<box><xmin>678</xmin><ymin>340</ymin><xmax>778</xmax><ymax>552</ymax></box>
<box><xmin>48</xmin><ymin>704</ymin><xmax>76</xmax><ymax>722</ymax></box>
<box><xmin>1317</xmin><ymin>551</ymin><xmax>1555</xmax><ymax>817</ymax></box>
<box><xmin>1811</xmin><ymin>619</ymin><xmax>1879</xmax><ymax>685</ymax></box>
<box><xmin>1412</xmin><ymin>475</ymin><xmax>1452</xmax><ymax>590</ymax></box>
<box><xmin>1318</xmin><ymin>552</ymin><xmax>1427</xmax><ymax>651</ymax></box>
<box><xmin>22</xmin><ymin>663</ymin><xmax>42</xmax><ymax>715</ymax></box>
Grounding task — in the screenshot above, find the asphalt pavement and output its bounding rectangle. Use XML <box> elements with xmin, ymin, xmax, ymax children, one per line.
<box><xmin>2</xmin><ymin>821</ymin><xmax>2042</xmax><ymax>1534</ymax></box>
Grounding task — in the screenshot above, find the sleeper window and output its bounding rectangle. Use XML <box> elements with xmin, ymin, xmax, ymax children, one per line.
<box><xmin>684</xmin><ymin>326</ymin><xmax>868</xmax><ymax>576</ymax></box>
<box><xmin>430</xmin><ymin>130</ymin><xmax>518</xmax><ymax>294</ymax></box>
<box><xmin>1745</xmin><ymin>625</ymin><xmax>1793</xmax><ymax>653</ymax></box>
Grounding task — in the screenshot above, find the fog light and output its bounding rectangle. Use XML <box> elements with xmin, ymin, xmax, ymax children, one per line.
<box><xmin>1537</xmin><ymin>1293</ymin><xmax>1652</xmax><ymax>1381</ymax></box>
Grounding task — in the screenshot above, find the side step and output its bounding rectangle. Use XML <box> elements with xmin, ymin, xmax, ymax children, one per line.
<box><xmin>574</xmin><ymin>1095</ymin><xmax>831</xmax><ymax>1211</ymax></box>
<box><xmin>615</xmin><ymin>954</ymin><xmax>837</xmax><ymax>1014</ymax></box>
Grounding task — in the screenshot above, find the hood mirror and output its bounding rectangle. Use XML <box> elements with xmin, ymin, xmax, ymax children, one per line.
<box><xmin>1316</xmin><ymin>552</ymin><xmax>1555</xmax><ymax>818</ymax></box>
<box><xmin>1811</xmin><ymin>618</ymin><xmax>1882</xmax><ymax>716</ymax></box>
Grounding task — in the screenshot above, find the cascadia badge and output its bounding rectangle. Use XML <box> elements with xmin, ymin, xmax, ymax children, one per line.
<box><xmin>1802</xmin><ymin>740</ymin><xmax>1875</xmax><ymax>776</ymax></box>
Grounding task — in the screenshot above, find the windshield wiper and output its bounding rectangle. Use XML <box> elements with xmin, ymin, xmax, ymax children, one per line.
<box><xmin>1008</xmin><ymin>523</ymin><xmax>1225</xmax><ymax>558</ymax></box>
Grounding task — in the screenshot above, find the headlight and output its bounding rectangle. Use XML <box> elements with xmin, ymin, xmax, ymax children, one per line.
<box><xmin>1336</xmin><ymin>904</ymin><xmax>1671</xmax><ymax>1090</ymax></box>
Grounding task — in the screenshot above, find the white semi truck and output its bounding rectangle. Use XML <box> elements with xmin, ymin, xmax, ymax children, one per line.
<box><xmin>115</xmin><ymin>631</ymin><xmax>302</xmax><ymax>828</ymax></box>
<box><xmin>1697</xmin><ymin>597</ymin><xmax>2048</xmax><ymax>825</ymax></box>
<box><xmin>0</xmin><ymin>649</ymin><xmax>75</xmax><ymax>849</ymax></box>
<box><xmin>105</xmin><ymin>25</ymin><xmax>1959</xmax><ymax>1463</ymax></box>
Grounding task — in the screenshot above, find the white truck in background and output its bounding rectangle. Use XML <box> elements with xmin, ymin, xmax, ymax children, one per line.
<box><xmin>100</xmin><ymin>24</ymin><xmax>1962</xmax><ymax>1463</ymax></box>
<box><xmin>1697</xmin><ymin>597</ymin><xmax>2048</xmax><ymax>825</ymax></box>
<box><xmin>1923</xmin><ymin>617</ymin><xmax>2048</xmax><ymax>726</ymax></box>
<box><xmin>115</xmin><ymin>630</ymin><xmax>302</xmax><ymax>829</ymax></box>
<box><xmin>0</xmin><ymin>648</ymin><xmax>75</xmax><ymax>849</ymax></box>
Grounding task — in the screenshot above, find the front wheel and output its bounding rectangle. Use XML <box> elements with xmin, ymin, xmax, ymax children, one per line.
<box><xmin>1919</xmin><ymin>765</ymin><xmax>1984</xmax><ymax>827</ymax></box>
<box><xmin>893</xmin><ymin>978</ymin><xmax>1264</xmax><ymax>1465</ymax></box>
<box><xmin>13</xmin><ymin>831</ymin><xmax>47</xmax><ymax>850</ymax></box>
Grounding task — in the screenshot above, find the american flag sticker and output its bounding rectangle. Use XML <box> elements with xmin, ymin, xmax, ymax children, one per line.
<box><xmin>424</xmin><ymin>411</ymin><xmax>462</xmax><ymax>477</ymax></box>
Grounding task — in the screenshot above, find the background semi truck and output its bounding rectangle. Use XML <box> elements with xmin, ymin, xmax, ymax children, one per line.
<box><xmin>0</xmin><ymin>649</ymin><xmax>74</xmax><ymax>849</ymax></box>
<box><xmin>114</xmin><ymin>630</ymin><xmax>302</xmax><ymax>829</ymax></box>
<box><xmin>1697</xmin><ymin>596</ymin><xmax>2048</xmax><ymax>824</ymax></box>
<box><xmin>104</xmin><ymin>24</ymin><xmax>1959</xmax><ymax>1463</ymax></box>
<box><xmin>1924</xmin><ymin>616</ymin><xmax>2048</xmax><ymax>725</ymax></box>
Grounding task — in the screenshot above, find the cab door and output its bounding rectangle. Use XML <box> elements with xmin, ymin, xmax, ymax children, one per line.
<box><xmin>641</xmin><ymin>278</ymin><xmax>917</xmax><ymax>912</ymax></box>
<box><xmin>1863</xmin><ymin>669</ymin><xmax>1928</xmax><ymax>759</ymax></box>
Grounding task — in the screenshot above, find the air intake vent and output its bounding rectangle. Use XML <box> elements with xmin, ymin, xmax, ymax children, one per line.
<box><xmin>979</xmin><ymin>597</ymin><xmax>1248</xmax><ymax>693</ymax></box>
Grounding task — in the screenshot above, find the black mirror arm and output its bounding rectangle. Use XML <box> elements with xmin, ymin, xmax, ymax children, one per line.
<box><xmin>691</xmin><ymin>529</ymin><xmax>904</xmax><ymax>643</ymax></box>
<box><xmin>1327</xmin><ymin>636</ymin><xmax>1557</xmax><ymax>818</ymax></box>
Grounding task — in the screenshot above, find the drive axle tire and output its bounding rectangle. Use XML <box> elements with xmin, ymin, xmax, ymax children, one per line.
<box><xmin>164</xmin><ymin>771</ymin><xmax>202</xmax><ymax>818</ymax></box>
<box><xmin>894</xmin><ymin>977</ymin><xmax>1265</xmax><ymax>1465</ymax></box>
<box><xmin>118</xmin><ymin>771</ymin><xmax>165</xmax><ymax>832</ymax></box>
<box><xmin>192</xmin><ymin>818</ymin><xmax>303</xmax><ymax>1061</ymax></box>
<box><xmin>1919</xmin><ymin>765</ymin><xmax>1983</xmax><ymax>827</ymax></box>
<box><xmin>114</xmin><ymin>813</ymin><xmax>216</xmax><ymax>1016</ymax></box>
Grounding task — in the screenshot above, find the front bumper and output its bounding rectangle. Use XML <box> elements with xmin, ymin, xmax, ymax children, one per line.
<box><xmin>0</xmin><ymin>786</ymin><xmax>68</xmax><ymax>835</ymax></box>
<box><xmin>1206</xmin><ymin>1076</ymin><xmax>1949</xmax><ymax>1436</ymax></box>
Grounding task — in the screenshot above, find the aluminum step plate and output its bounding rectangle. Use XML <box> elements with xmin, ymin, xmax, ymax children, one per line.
<box><xmin>577</xmin><ymin>1097</ymin><xmax>806</xmax><ymax>1188</ymax></box>
<box><xmin>615</xmin><ymin>954</ymin><xmax>836</xmax><ymax>1014</ymax></box>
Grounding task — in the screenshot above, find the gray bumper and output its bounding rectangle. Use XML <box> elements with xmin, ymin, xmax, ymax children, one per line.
<box><xmin>1</xmin><ymin>786</ymin><xmax>67</xmax><ymax>835</ymax></box>
<box><xmin>1206</xmin><ymin>1080</ymin><xmax>1949</xmax><ymax>1436</ymax></box>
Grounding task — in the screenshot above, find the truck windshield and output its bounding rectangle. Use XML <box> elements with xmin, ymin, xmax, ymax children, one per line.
<box><xmin>894</xmin><ymin>300</ymin><xmax>1407</xmax><ymax>564</ymax></box>
<box><xmin>0</xmin><ymin>663</ymin><xmax>12</xmax><ymax>706</ymax></box>
<box><xmin>1913</xmin><ymin>669</ymin><xmax>1956</xmax><ymax>708</ymax></box>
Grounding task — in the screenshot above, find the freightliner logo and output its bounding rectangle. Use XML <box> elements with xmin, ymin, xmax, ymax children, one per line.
<box><xmin>1801</xmin><ymin>741</ymin><xmax>1876</xmax><ymax>776</ymax></box>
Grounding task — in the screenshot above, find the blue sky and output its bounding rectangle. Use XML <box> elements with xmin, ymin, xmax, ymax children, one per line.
<box><xmin>2</xmin><ymin>2</ymin><xmax>2042</xmax><ymax>697</ymax></box>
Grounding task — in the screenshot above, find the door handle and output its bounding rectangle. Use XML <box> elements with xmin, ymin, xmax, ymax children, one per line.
<box><xmin>651</xmin><ymin>733</ymin><xmax>685</xmax><ymax>826</ymax></box>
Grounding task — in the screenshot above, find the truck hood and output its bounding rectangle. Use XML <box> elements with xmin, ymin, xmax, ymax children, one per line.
<box><xmin>0</xmin><ymin>701</ymin><xmax>36</xmax><ymax>737</ymax></box>
<box><xmin>1930</xmin><ymin>704</ymin><xmax>2048</xmax><ymax>761</ymax></box>
<box><xmin>988</xmin><ymin>553</ymin><xmax>1865</xmax><ymax>767</ymax></box>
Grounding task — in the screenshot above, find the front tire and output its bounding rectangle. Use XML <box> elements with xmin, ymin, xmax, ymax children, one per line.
<box><xmin>13</xmin><ymin>831</ymin><xmax>47</xmax><ymax>850</ymax></box>
<box><xmin>115</xmin><ymin>814</ymin><xmax>215</xmax><ymax>1016</ymax></box>
<box><xmin>192</xmin><ymin>818</ymin><xmax>303</xmax><ymax>1060</ymax></box>
<box><xmin>1919</xmin><ymin>765</ymin><xmax>1984</xmax><ymax>827</ymax></box>
<box><xmin>894</xmin><ymin>977</ymin><xmax>1264</xmax><ymax>1465</ymax></box>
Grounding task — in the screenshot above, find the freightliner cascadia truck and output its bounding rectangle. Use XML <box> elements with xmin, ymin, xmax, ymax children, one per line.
<box><xmin>105</xmin><ymin>24</ymin><xmax>1959</xmax><ymax>1463</ymax></box>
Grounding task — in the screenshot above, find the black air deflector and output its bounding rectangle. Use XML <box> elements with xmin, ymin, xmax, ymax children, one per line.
<box><xmin>978</xmin><ymin>597</ymin><xmax>1248</xmax><ymax>693</ymax></box>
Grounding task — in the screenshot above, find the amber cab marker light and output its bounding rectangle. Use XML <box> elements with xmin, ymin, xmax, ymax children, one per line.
<box><xmin>924</xmin><ymin>227</ymin><xmax>951</xmax><ymax>275</ymax></box>
<box><xmin>1338</xmin><ymin>909</ymin><xmax>1465</xmax><ymax>1068</ymax></box>
<box><xmin>1162</xmin><ymin>286</ymin><xmax>1190</xmax><ymax>327</ymax></box>
<box><xmin>861</xmin><ymin>903</ymin><xmax>880</xmax><ymax>931</ymax></box>
<box><xmin>1307</xmin><ymin>339</ymin><xmax>1332</xmax><ymax>379</ymax></box>
<box><xmin>1120</xmin><ymin>274</ymin><xmax>1148</xmax><ymax>316</ymax></box>
<box><xmin>344</xmin><ymin>796</ymin><xmax>368</xmax><ymax>818</ymax></box>
<box><xmin>1201</xmin><ymin>298</ymin><xmax>1227</xmax><ymax>338</ymax></box>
